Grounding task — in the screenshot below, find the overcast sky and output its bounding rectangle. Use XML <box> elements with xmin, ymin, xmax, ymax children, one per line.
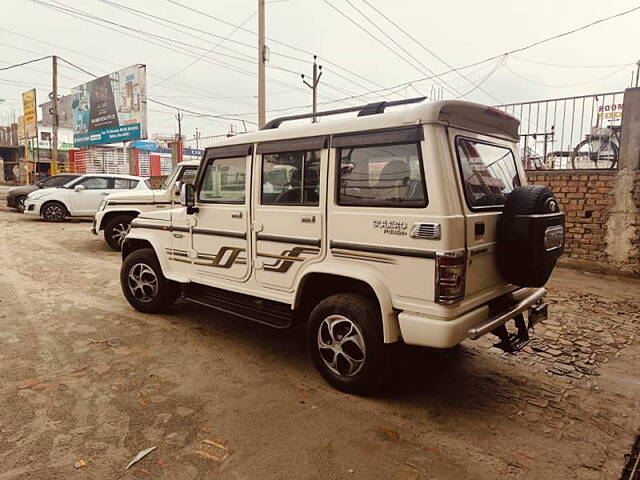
<box><xmin>0</xmin><ymin>0</ymin><xmax>638</xmax><ymax>141</ymax></box>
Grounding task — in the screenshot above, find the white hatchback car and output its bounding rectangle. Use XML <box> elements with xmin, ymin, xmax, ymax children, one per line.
<box><xmin>24</xmin><ymin>173</ymin><xmax>150</xmax><ymax>222</ymax></box>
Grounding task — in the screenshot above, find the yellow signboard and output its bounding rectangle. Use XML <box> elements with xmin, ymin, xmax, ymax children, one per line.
<box><xmin>22</xmin><ymin>89</ymin><xmax>37</xmax><ymax>138</ymax></box>
<box><xmin>16</xmin><ymin>115</ymin><xmax>25</xmax><ymax>141</ymax></box>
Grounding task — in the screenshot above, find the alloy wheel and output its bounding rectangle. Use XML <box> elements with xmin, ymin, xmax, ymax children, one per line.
<box><xmin>44</xmin><ymin>204</ymin><xmax>64</xmax><ymax>221</ymax></box>
<box><xmin>16</xmin><ymin>197</ymin><xmax>26</xmax><ymax>213</ymax></box>
<box><xmin>127</xmin><ymin>263</ymin><xmax>158</xmax><ymax>303</ymax></box>
<box><xmin>317</xmin><ymin>315</ymin><xmax>366</xmax><ymax>378</ymax></box>
<box><xmin>111</xmin><ymin>222</ymin><xmax>130</xmax><ymax>246</ymax></box>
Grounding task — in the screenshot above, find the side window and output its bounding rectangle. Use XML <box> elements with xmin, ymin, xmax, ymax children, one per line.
<box><xmin>337</xmin><ymin>143</ymin><xmax>426</xmax><ymax>207</ymax></box>
<box><xmin>128</xmin><ymin>180</ymin><xmax>139</xmax><ymax>189</ymax></box>
<box><xmin>78</xmin><ymin>177</ymin><xmax>110</xmax><ymax>190</ymax></box>
<box><xmin>261</xmin><ymin>150</ymin><xmax>320</xmax><ymax>206</ymax></box>
<box><xmin>114</xmin><ymin>178</ymin><xmax>132</xmax><ymax>189</ymax></box>
<box><xmin>456</xmin><ymin>138</ymin><xmax>520</xmax><ymax>208</ymax></box>
<box><xmin>199</xmin><ymin>157</ymin><xmax>246</xmax><ymax>204</ymax></box>
<box><xmin>45</xmin><ymin>176</ymin><xmax>72</xmax><ymax>187</ymax></box>
<box><xmin>178</xmin><ymin>167</ymin><xmax>197</xmax><ymax>185</ymax></box>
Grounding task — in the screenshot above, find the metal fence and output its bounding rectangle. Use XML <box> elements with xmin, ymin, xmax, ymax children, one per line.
<box><xmin>496</xmin><ymin>91</ymin><xmax>624</xmax><ymax>170</ymax></box>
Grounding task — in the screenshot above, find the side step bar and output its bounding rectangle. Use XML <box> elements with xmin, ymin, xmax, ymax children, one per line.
<box><xmin>467</xmin><ymin>288</ymin><xmax>547</xmax><ymax>340</ymax></box>
<box><xmin>183</xmin><ymin>283</ymin><xmax>293</xmax><ymax>329</ymax></box>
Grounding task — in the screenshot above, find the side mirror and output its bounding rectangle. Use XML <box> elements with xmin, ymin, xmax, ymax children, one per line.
<box><xmin>173</xmin><ymin>180</ymin><xmax>182</xmax><ymax>196</ymax></box>
<box><xmin>74</xmin><ymin>184</ymin><xmax>86</xmax><ymax>192</ymax></box>
<box><xmin>180</xmin><ymin>183</ymin><xmax>197</xmax><ymax>214</ymax></box>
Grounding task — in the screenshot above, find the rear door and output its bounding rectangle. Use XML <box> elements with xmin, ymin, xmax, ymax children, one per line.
<box><xmin>252</xmin><ymin>136</ymin><xmax>328</xmax><ymax>292</ymax></box>
<box><xmin>448</xmin><ymin>129</ymin><xmax>522</xmax><ymax>296</ymax></box>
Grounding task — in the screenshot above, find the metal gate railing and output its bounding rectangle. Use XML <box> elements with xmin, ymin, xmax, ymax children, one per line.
<box><xmin>496</xmin><ymin>91</ymin><xmax>624</xmax><ymax>171</ymax></box>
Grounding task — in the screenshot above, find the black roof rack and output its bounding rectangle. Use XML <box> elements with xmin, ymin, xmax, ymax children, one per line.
<box><xmin>262</xmin><ymin>96</ymin><xmax>427</xmax><ymax>130</ymax></box>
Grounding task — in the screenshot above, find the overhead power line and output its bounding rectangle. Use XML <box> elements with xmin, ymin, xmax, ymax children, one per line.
<box><xmin>0</xmin><ymin>56</ymin><xmax>51</xmax><ymax>71</ymax></box>
<box><xmin>164</xmin><ymin>0</ymin><xmax>386</xmax><ymax>90</ymax></box>
<box><xmin>358</xmin><ymin>0</ymin><xmax>501</xmax><ymax>103</ymax></box>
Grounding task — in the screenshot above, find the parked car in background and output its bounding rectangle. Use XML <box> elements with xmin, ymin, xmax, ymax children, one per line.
<box><xmin>6</xmin><ymin>174</ymin><xmax>81</xmax><ymax>212</ymax></box>
<box><xmin>23</xmin><ymin>173</ymin><xmax>150</xmax><ymax>222</ymax></box>
<box><xmin>93</xmin><ymin>161</ymin><xmax>199</xmax><ymax>251</ymax></box>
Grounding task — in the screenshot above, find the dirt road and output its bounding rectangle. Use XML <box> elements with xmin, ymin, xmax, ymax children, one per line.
<box><xmin>0</xmin><ymin>206</ymin><xmax>638</xmax><ymax>479</ymax></box>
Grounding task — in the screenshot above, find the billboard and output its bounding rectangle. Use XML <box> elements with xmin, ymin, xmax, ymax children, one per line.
<box><xmin>22</xmin><ymin>89</ymin><xmax>37</xmax><ymax>138</ymax></box>
<box><xmin>71</xmin><ymin>64</ymin><xmax>147</xmax><ymax>147</ymax></box>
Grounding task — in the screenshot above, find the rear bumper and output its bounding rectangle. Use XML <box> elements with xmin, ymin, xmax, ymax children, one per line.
<box><xmin>398</xmin><ymin>287</ymin><xmax>546</xmax><ymax>348</ymax></box>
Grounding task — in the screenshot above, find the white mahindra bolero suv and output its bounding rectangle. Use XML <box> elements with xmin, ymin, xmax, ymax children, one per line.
<box><xmin>93</xmin><ymin>161</ymin><xmax>199</xmax><ymax>250</ymax></box>
<box><xmin>119</xmin><ymin>98</ymin><xmax>565</xmax><ymax>394</ymax></box>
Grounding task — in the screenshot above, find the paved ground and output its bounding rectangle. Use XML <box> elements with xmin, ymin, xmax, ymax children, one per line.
<box><xmin>0</xmin><ymin>205</ymin><xmax>639</xmax><ymax>480</ymax></box>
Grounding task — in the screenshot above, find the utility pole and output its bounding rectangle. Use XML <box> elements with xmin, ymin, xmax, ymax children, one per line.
<box><xmin>258</xmin><ymin>0</ymin><xmax>266</xmax><ymax>128</ymax></box>
<box><xmin>302</xmin><ymin>56</ymin><xmax>323</xmax><ymax>123</ymax></box>
<box><xmin>51</xmin><ymin>55</ymin><xmax>58</xmax><ymax>175</ymax></box>
<box><xmin>193</xmin><ymin>128</ymin><xmax>201</xmax><ymax>150</ymax></box>
<box><xmin>174</xmin><ymin>110</ymin><xmax>184</xmax><ymax>164</ymax></box>
<box><xmin>636</xmin><ymin>60</ymin><xmax>640</xmax><ymax>88</ymax></box>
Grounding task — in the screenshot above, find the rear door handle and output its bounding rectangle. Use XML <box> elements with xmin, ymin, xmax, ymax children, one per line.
<box><xmin>301</xmin><ymin>215</ymin><xmax>316</xmax><ymax>223</ymax></box>
<box><xmin>231</xmin><ymin>211</ymin><xmax>243</xmax><ymax>219</ymax></box>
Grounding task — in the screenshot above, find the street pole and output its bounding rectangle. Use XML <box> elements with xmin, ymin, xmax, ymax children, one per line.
<box><xmin>258</xmin><ymin>0</ymin><xmax>266</xmax><ymax>128</ymax></box>
<box><xmin>175</xmin><ymin>110</ymin><xmax>183</xmax><ymax>163</ymax></box>
<box><xmin>51</xmin><ymin>55</ymin><xmax>59</xmax><ymax>175</ymax></box>
<box><xmin>302</xmin><ymin>56</ymin><xmax>323</xmax><ymax>123</ymax></box>
<box><xmin>636</xmin><ymin>60</ymin><xmax>640</xmax><ymax>88</ymax></box>
<box><xmin>194</xmin><ymin>128</ymin><xmax>201</xmax><ymax>150</ymax></box>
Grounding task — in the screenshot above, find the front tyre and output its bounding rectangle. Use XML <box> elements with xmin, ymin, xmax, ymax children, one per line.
<box><xmin>306</xmin><ymin>293</ymin><xmax>390</xmax><ymax>395</ymax></box>
<box><xmin>15</xmin><ymin>196</ymin><xmax>26</xmax><ymax>213</ymax></box>
<box><xmin>41</xmin><ymin>201</ymin><xmax>67</xmax><ymax>222</ymax></box>
<box><xmin>104</xmin><ymin>214</ymin><xmax>135</xmax><ymax>251</ymax></box>
<box><xmin>120</xmin><ymin>248</ymin><xmax>179</xmax><ymax>313</ymax></box>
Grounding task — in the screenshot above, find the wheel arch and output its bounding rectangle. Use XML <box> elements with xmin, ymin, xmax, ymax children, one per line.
<box><xmin>40</xmin><ymin>199</ymin><xmax>68</xmax><ymax>216</ymax></box>
<box><xmin>100</xmin><ymin>209</ymin><xmax>141</xmax><ymax>231</ymax></box>
<box><xmin>121</xmin><ymin>233</ymin><xmax>190</xmax><ymax>284</ymax></box>
<box><xmin>293</xmin><ymin>264</ymin><xmax>399</xmax><ymax>343</ymax></box>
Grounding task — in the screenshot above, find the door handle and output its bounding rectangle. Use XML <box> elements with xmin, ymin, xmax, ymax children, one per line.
<box><xmin>100</xmin><ymin>192</ymin><xmax>109</xmax><ymax>196</ymax></box>
<box><xmin>231</xmin><ymin>211</ymin><xmax>243</xmax><ymax>219</ymax></box>
<box><xmin>301</xmin><ymin>215</ymin><xmax>316</xmax><ymax>223</ymax></box>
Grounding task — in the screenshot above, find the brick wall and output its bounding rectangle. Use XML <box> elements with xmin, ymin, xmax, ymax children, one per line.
<box><xmin>527</xmin><ymin>170</ymin><xmax>639</xmax><ymax>275</ymax></box>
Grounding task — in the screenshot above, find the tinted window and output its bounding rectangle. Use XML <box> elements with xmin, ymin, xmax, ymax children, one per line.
<box><xmin>43</xmin><ymin>176</ymin><xmax>73</xmax><ymax>187</ymax></box>
<box><xmin>77</xmin><ymin>177</ymin><xmax>110</xmax><ymax>189</ymax></box>
<box><xmin>337</xmin><ymin>143</ymin><xmax>426</xmax><ymax>207</ymax></box>
<box><xmin>178</xmin><ymin>167</ymin><xmax>197</xmax><ymax>185</ymax></box>
<box><xmin>261</xmin><ymin>150</ymin><xmax>320</xmax><ymax>206</ymax></box>
<box><xmin>456</xmin><ymin>138</ymin><xmax>520</xmax><ymax>208</ymax></box>
<box><xmin>199</xmin><ymin>157</ymin><xmax>246</xmax><ymax>203</ymax></box>
<box><xmin>114</xmin><ymin>178</ymin><xmax>135</xmax><ymax>189</ymax></box>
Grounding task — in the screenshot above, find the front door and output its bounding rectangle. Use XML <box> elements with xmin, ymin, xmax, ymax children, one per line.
<box><xmin>252</xmin><ymin>139</ymin><xmax>327</xmax><ymax>292</ymax></box>
<box><xmin>169</xmin><ymin>149</ymin><xmax>252</xmax><ymax>284</ymax></box>
<box><xmin>69</xmin><ymin>176</ymin><xmax>113</xmax><ymax>215</ymax></box>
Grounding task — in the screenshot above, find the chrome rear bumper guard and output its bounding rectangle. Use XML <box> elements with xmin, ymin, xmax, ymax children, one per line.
<box><xmin>467</xmin><ymin>287</ymin><xmax>547</xmax><ymax>340</ymax></box>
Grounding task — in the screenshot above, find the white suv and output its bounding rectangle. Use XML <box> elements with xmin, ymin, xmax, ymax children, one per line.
<box><xmin>119</xmin><ymin>99</ymin><xmax>565</xmax><ymax>394</ymax></box>
<box><xmin>24</xmin><ymin>173</ymin><xmax>149</xmax><ymax>222</ymax></box>
<box><xmin>93</xmin><ymin>161</ymin><xmax>199</xmax><ymax>251</ymax></box>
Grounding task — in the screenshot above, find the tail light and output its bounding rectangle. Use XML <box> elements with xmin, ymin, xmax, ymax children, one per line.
<box><xmin>435</xmin><ymin>251</ymin><xmax>466</xmax><ymax>304</ymax></box>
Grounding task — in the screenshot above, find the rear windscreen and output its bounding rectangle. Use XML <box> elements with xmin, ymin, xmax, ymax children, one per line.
<box><xmin>456</xmin><ymin>137</ymin><xmax>520</xmax><ymax>208</ymax></box>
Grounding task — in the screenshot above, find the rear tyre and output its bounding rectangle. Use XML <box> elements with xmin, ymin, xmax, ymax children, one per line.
<box><xmin>15</xmin><ymin>196</ymin><xmax>26</xmax><ymax>213</ymax></box>
<box><xmin>306</xmin><ymin>293</ymin><xmax>390</xmax><ymax>395</ymax></box>
<box><xmin>121</xmin><ymin>248</ymin><xmax>179</xmax><ymax>313</ymax></box>
<box><xmin>104</xmin><ymin>214</ymin><xmax>135</xmax><ymax>251</ymax></box>
<box><xmin>41</xmin><ymin>201</ymin><xmax>67</xmax><ymax>222</ymax></box>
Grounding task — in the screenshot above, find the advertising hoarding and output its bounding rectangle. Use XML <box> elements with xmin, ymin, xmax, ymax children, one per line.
<box><xmin>22</xmin><ymin>89</ymin><xmax>37</xmax><ymax>138</ymax></box>
<box><xmin>71</xmin><ymin>64</ymin><xmax>147</xmax><ymax>147</ymax></box>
